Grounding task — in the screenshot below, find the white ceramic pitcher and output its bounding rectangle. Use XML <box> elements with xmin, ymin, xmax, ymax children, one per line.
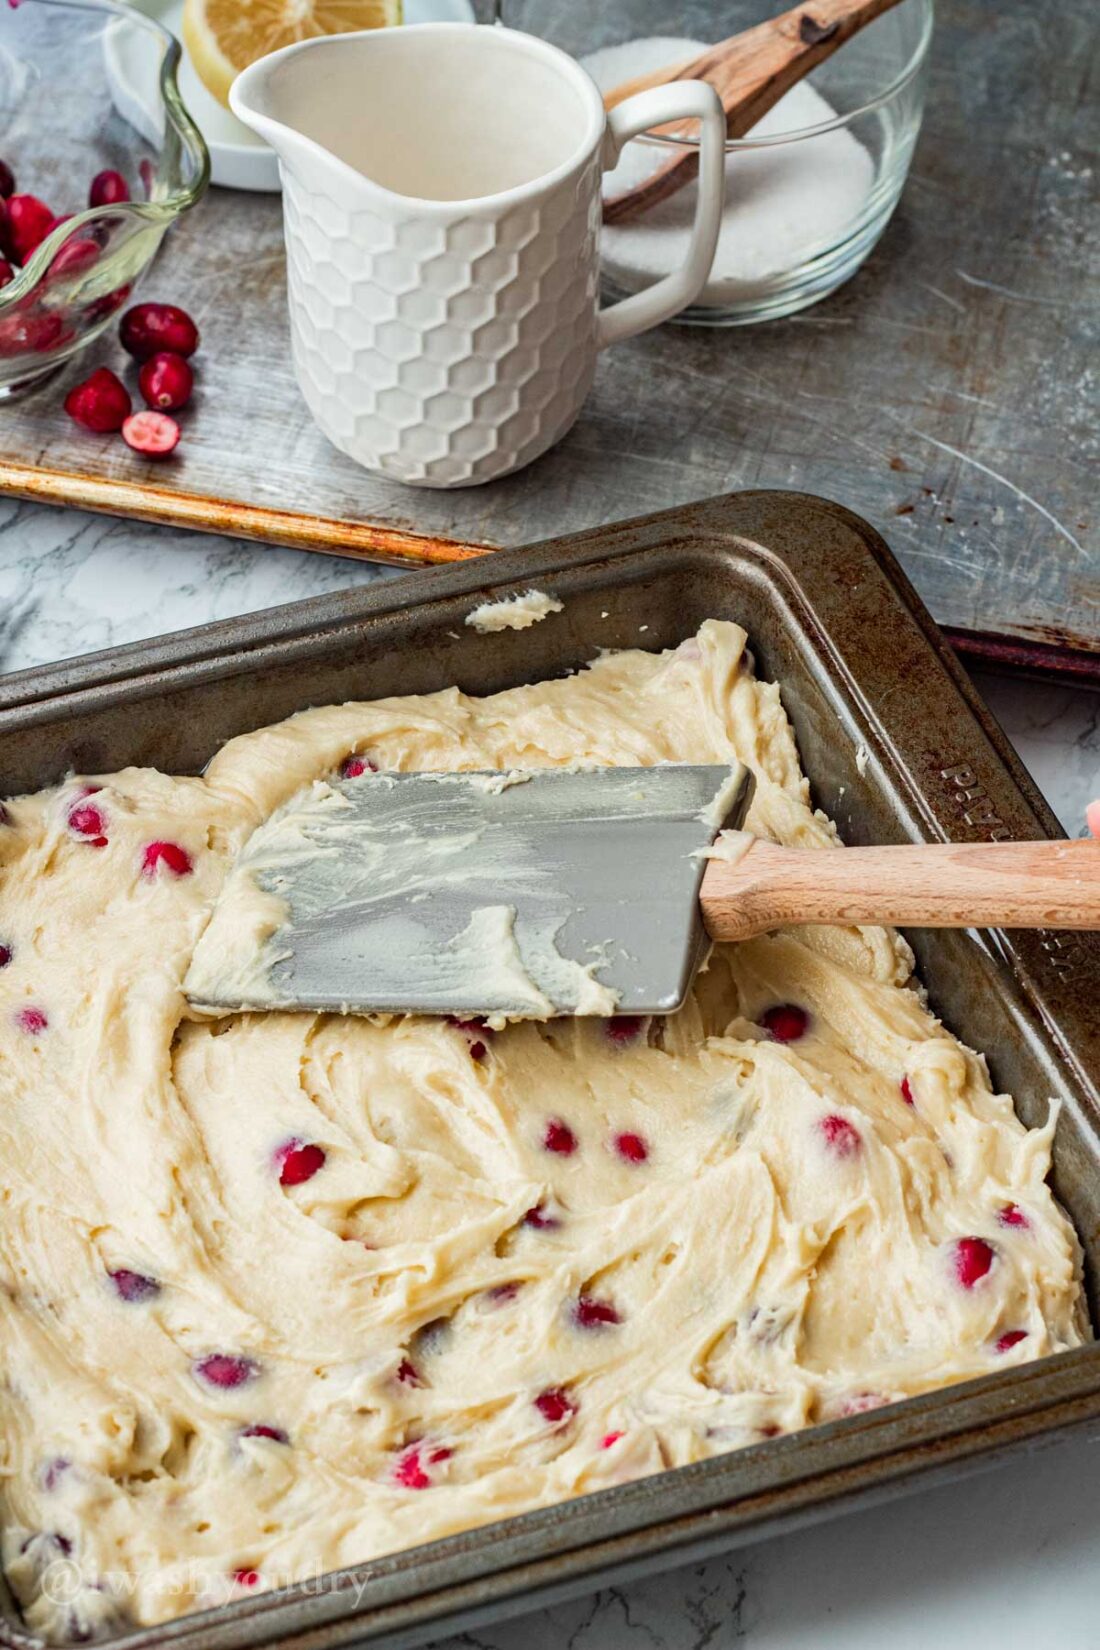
<box><xmin>231</xmin><ymin>23</ymin><xmax>724</xmax><ymax>489</ymax></box>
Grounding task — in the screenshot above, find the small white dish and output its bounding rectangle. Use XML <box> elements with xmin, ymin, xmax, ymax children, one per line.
<box><xmin>105</xmin><ymin>0</ymin><xmax>475</xmax><ymax>192</ymax></box>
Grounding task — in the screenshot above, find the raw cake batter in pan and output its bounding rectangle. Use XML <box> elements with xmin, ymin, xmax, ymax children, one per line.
<box><xmin>0</xmin><ymin>621</ymin><xmax>1087</xmax><ymax>1640</ymax></box>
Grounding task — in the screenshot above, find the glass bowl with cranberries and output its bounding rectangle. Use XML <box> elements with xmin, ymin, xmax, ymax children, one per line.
<box><xmin>0</xmin><ymin>0</ymin><xmax>208</xmax><ymax>398</ymax></box>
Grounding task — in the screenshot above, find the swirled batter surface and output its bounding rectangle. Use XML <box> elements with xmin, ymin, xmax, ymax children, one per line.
<box><xmin>0</xmin><ymin>621</ymin><xmax>1087</xmax><ymax>1641</ymax></box>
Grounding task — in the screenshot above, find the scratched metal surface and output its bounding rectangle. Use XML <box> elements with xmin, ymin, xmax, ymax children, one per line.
<box><xmin>0</xmin><ymin>0</ymin><xmax>1095</xmax><ymax>661</ymax></box>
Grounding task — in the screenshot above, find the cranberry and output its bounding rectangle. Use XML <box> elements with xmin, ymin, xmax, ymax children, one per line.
<box><xmin>88</xmin><ymin>282</ymin><xmax>131</xmax><ymax>320</ymax></box>
<box><xmin>574</xmin><ymin>1295</ymin><xmax>621</xmax><ymax>1329</ymax></box>
<box><xmin>395</xmin><ymin>1357</ymin><xmax>422</xmax><ymax>1387</ymax></box>
<box><xmin>543</xmin><ymin>1117</ymin><xmax>578</xmax><ymax>1156</ymax></box>
<box><xmin>340</xmin><ymin>753</ymin><xmax>377</xmax><ymax>779</ymax></box>
<box><xmin>900</xmin><ymin>1076</ymin><xmax>914</xmax><ymax>1105</ymax></box>
<box><xmin>612</xmin><ymin>1130</ymin><xmax>648</xmax><ymax>1164</ymax></box>
<box><xmin>142</xmin><ymin>840</ymin><xmax>192</xmax><ymax>877</ymax></box>
<box><xmin>240</xmin><ymin>1424</ymin><xmax>288</xmax><ymax>1443</ymax></box>
<box><xmin>485</xmin><ymin>1282</ymin><xmax>520</xmax><ymax>1307</ymax></box>
<box><xmin>233</xmin><ymin>1569</ymin><xmax>260</xmax><ymax>1589</ymax></box>
<box><xmin>0</xmin><ymin>943</ymin><xmax>10</xmax><ymax>968</ymax></box>
<box><xmin>119</xmin><ymin>301</ymin><xmax>199</xmax><ymax>360</ymax></box>
<box><xmin>276</xmin><ymin>1140</ymin><xmax>326</xmax><ymax>1186</ymax></box>
<box><xmin>89</xmin><ymin>170</ymin><xmax>130</xmax><ymax>208</ymax></box>
<box><xmin>108</xmin><ymin>1268</ymin><xmax>160</xmax><ymax>1303</ymax></box>
<box><xmin>819</xmin><ymin>1114</ymin><xmax>861</xmax><ymax>1158</ymax></box>
<box><xmin>953</xmin><ymin>1236</ymin><xmax>995</xmax><ymax>1289</ymax></box>
<box><xmin>41</xmin><ymin>1459</ymin><xmax>69</xmax><ymax>1493</ymax></box>
<box><xmin>139</xmin><ymin>351</ymin><xmax>192</xmax><ymax>412</ymax></box>
<box><xmin>534</xmin><ymin>1387</ymin><xmax>577</xmax><ymax>1425</ymax></box>
<box><xmin>0</xmin><ymin>259</ymin><xmax>13</xmax><ymax>289</ymax></box>
<box><xmin>0</xmin><ymin>310</ymin><xmax>65</xmax><ymax>356</ymax></box>
<box><xmin>0</xmin><ymin>161</ymin><xmax>14</xmax><ymax>199</ymax></box>
<box><xmin>121</xmin><ymin>410</ymin><xmax>180</xmax><ymax>456</ymax></box>
<box><xmin>523</xmin><ymin>1202</ymin><xmax>560</xmax><ymax>1231</ymax></box>
<box><xmin>193</xmin><ymin>1353</ymin><xmax>259</xmax><ymax>1389</ymax></box>
<box><xmin>64</xmin><ymin>368</ymin><xmax>131</xmax><ymax>435</ymax></box>
<box><xmin>392</xmin><ymin>1443</ymin><xmax>436</xmax><ymax>1490</ymax></box>
<box><xmin>49</xmin><ymin>238</ymin><xmax>99</xmax><ymax>280</ymax></box>
<box><xmin>836</xmin><ymin>1392</ymin><xmax>888</xmax><ymax>1416</ymax></box>
<box><xmin>16</xmin><ymin>1006</ymin><xmax>47</xmax><ymax>1035</ymax></box>
<box><xmin>605</xmin><ymin>1015</ymin><xmax>647</xmax><ymax>1046</ymax></box>
<box><xmin>0</xmin><ymin>802</ymin><xmax>9</xmax><ymax>825</ymax></box>
<box><xmin>2</xmin><ymin>194</ymin><xmax>55</xmax><ymax>263</ymax></box>
<box><xmin>449</xmin><ymin>1015</ymin><xmax>492</xmax><ymax>1061</ymax></box>
<box><xmin>760</xmin><ymin>1003</ymin><xmax>809</xmax><ymax>1042</ymax></box>
<box><xmin>995</xmin><ymin>1329</ymin><xmax>1027</xmax><ymax>1354</ymax></box>
<box><xmin>998</xmin><ymin>1203</ymin><xmax>1029</xmax><ymax>1230</ymax></box>
<box><xmin>67</xmin><ymin>799</ymin><xmax>108</xmax><ymax>844</ymax></box>
<box><xmin>21</xmin><ymin>1532</ymin><xmax>72</xmax><ymax>1558</ymax></box>
<box><xmin>600</xmin><ymin>1430</ymin><xmax>624</xmax><ymax>1449</ymax></box>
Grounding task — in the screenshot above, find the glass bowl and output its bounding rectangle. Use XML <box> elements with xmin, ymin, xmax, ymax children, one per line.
<box><xmin>495</xmin><ymin>0</ymin><xmax>933</xmax><ymax>325</ymax></box>
<box><xmin>0</xmin><ymin>0</ymin><xmax>208</xmax><ymax>398</ymax></box>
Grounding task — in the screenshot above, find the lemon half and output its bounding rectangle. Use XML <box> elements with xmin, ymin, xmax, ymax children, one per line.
<box><xmin>183</xmin><ymin>0</ymin><xmax>402</xmax><ymax>110</ymax></box>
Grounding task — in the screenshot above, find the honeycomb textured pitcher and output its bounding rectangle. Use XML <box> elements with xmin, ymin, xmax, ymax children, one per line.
<box><xmin>231</xmin><ymin>23</ymin><xmax>725</xmax><ymax>488</ymax></box>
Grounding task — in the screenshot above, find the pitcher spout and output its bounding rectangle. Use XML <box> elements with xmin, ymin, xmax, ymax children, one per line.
<box><xmin>228</xmin><ymin>48</ymin><xmax>309</xmax><ymax>165</ymax></box>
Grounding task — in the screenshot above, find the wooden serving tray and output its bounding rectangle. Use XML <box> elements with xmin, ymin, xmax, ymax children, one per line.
<box><xmin>1</xmin><ymin>0</ymin><xmax>1096</xmax><ymax>683</ymax></box>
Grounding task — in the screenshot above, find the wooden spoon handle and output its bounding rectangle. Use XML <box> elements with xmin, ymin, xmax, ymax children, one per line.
<box><xmin>604</xmin><ymin>0</ymin><xmax>903</xmax><ymax>225</ymax></box>
<box><xmin>700</xmin><ymin>838</ymin><xmax>1100</xmax><ymax>944</ymax></box>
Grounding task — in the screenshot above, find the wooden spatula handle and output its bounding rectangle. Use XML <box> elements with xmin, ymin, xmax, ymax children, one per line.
<box><xmin>700</xmin><ymin>838</ymin><xmax>1100</xmax><ymax>944</ymax></box>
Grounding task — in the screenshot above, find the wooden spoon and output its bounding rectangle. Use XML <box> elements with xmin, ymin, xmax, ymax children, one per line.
<box><xmin>603</xmin><ymin>0</ymin><xmax>905</xmax><ymax>224</ymax></box>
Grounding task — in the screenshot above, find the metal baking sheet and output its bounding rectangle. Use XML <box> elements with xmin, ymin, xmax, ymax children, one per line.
<box><xmin>1</xmin><ymin>490</ymin><xmax>1098</xmax><ymax>1650</ymax></box>
<box><xmin>0</xmin><ymin>0</ymin><xmax>1096</xmax><ymax>681</ymax></box>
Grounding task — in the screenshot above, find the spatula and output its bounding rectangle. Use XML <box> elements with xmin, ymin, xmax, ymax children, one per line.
<box><xmin>601</xmin><ymin>0</ymin><xmax>906</xmax><ymax>224</ymax></box>
<box><xmin>185</xmin><ymin>764</ymin><xmax>1100</xmax><ymax>1020</ymax></box>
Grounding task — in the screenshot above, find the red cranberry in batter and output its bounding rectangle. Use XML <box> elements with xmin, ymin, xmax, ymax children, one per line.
<box><xmin>605</xmin><ymin>1015</ymin><xmax>647</xmax><ymax>1047</ymax></box>
<box><xmin>998</xmin><ymin>1203</ymin><xmax>1029</xmax><ymax>1230</ymax></box>
<box><xmin>340</xmin><ymin>754</ymin><xmax>377</xmax><ymax>779</ymax></box>
<box><xmin>612</xmin><ymin>1130</ymin><xmax>648</xmax><ymax>1164</ymax></box>
<box><xmin>108</xmin><ymin>1268</ymin><xmax>161</xmax><ymax>1303</ymax></box>
<box><xmin>276</xmin><ymin>1140</ymin><xmax>326</xmax><ymax>1186</ymax></box>
<box><xmin>534</xmin><ymin>1387</ymin><xmax>577</xmax><ymax>1425</ymax></box>
<box><xmin>953</xmin><ymin>1237</ymin><xmax>995</xmax><ymax>1288</ymax></box>
<box><xmin>574</xmin><ymin>1295</ymin><xmax>621</xmax><ymax>1329</ymax></box>
<box><xmin>67</xmin><ymin>801</ymin><xmax>107</xmax><ymax>846</ymax></box>
<box><xmin>819</xmin><ymin>1114</ymin><xmax>861</xmax><ymax>1158</ymax></box>
<box><xmin>193</xmin><ymin>1354</ymin><xmax>259</xmax><ymax>1389</ymax></box>
<box><xmin>543</xmin><ymin>1118</ymin><xmax>577</xmax><ymax>1156</ymax></box>
<box><xmin>760</xmin><ymin>1003</ymin><xmax>809</xmax><ymax>1043</ymax></box>
<box><xmin>142</xmin><ymin>841</ymin><xmax>192</xmax><ymax>877</ymax></box>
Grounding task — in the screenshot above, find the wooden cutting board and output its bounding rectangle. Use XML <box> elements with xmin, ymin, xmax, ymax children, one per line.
<box><xmin>1</xmin><ymin>0</ymin><xmax>1095</xmax><ymax>681</ymax></box>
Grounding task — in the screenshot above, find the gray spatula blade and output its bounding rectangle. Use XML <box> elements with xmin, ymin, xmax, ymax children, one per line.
<box><xmin>185</xmin><ymin>763</ymin><xmax>753</xmax><ymax>1019</ymax></box>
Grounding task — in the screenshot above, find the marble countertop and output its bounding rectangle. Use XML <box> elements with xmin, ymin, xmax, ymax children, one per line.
<box><xmin>1</xmin><ymin>496</ymin><xmax>1098</xmax><ymax>1650</ymax></box>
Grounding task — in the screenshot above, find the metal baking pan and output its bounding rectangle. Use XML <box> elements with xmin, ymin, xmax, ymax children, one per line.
<box><xmin>2</xmin><ymin>490</ymin><xmax>1099</xmax><ymax>1650</ymax></box>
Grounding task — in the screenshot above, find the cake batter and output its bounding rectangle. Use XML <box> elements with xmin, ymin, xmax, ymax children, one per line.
<box><xmin>0</xmin><ymin>621</ymin><xmax>1086</xmax><ymax>1641</ymax></box>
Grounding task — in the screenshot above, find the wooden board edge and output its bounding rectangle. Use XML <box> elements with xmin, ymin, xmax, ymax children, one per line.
<box><xmin>3</xmin><ymin>461</ymin><xmax>1098</xmax><ymax>690</ymax></box>
<box><xmin>945</xmin><ymin>627</ymin><xmax>1100</xmax><ymax>689</ymax></box>
<box><xmin>0</xmin><ymin>459</ymin><xmax>493</xmax><ymax>570</ymax></box>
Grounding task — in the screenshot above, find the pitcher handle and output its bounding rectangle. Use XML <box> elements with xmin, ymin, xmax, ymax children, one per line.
<box><xmin>595</xmin><ymin>81</ymin><xmax>725</xmax><ymax>349</ymax></box>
